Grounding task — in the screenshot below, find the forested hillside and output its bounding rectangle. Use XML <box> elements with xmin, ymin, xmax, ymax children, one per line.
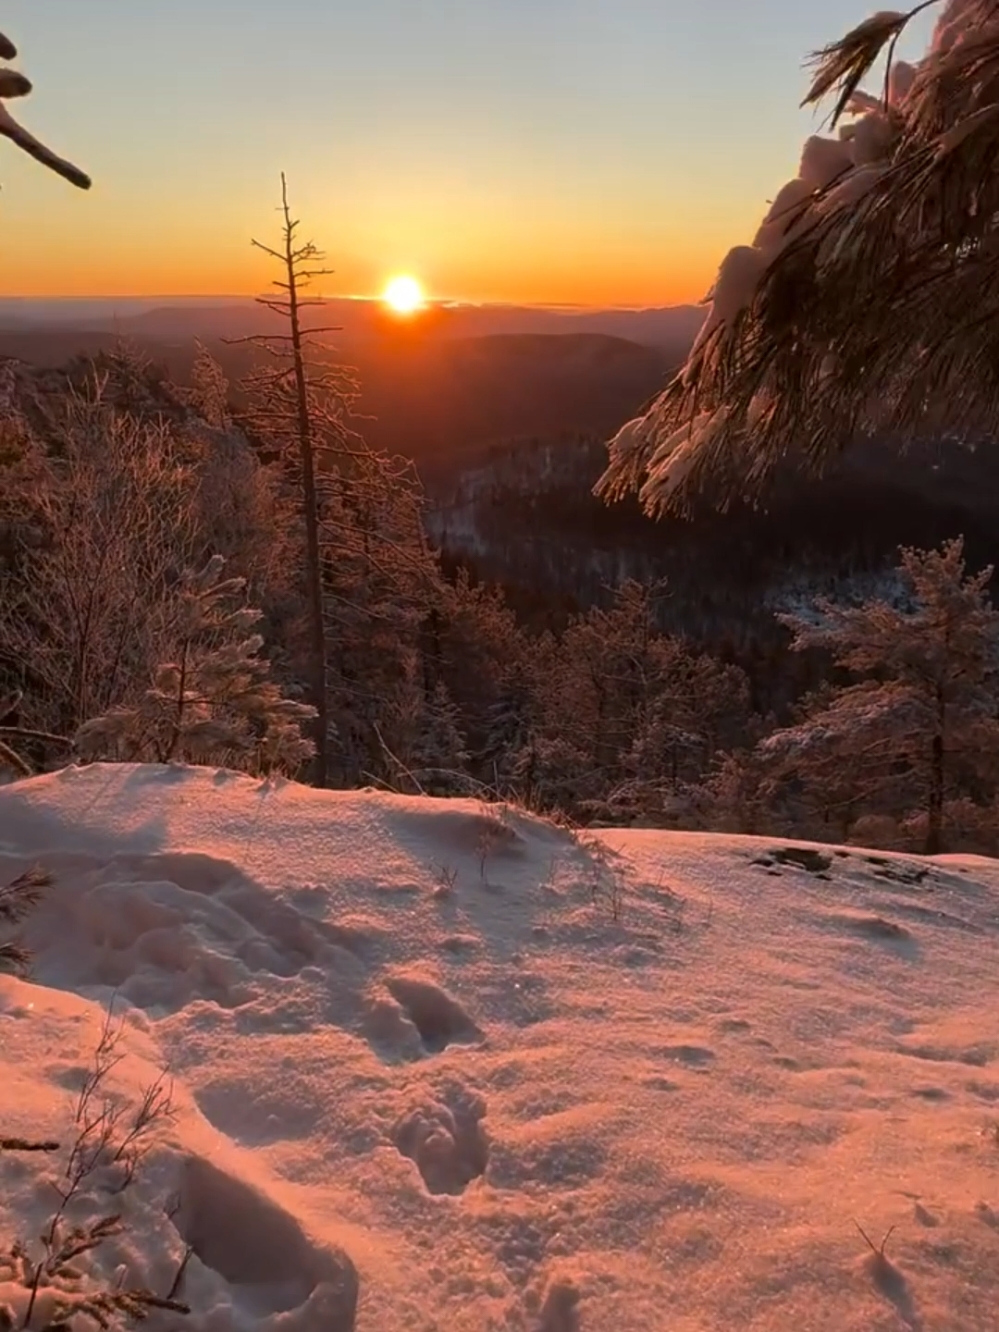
<box><xmin>4</xmin><ymin>344</ymin><xmax>999</xmax><ymax>856</ymax></box>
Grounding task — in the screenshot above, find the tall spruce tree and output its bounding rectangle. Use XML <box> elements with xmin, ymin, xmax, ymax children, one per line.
<box><xmin>760</xmin><ymin>538</ymin><xmax>999</xmax><ymax>853</ymax></box>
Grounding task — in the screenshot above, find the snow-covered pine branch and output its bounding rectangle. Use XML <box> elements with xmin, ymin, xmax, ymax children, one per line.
<box><xmin>0</xmin><ymin>28</ymin><xmax>90</xmax><ymax>187</ymax></box>
<box><xmin>598</xmin><ymin>0</ymin><xmax>999</xmax><ymax>517</ymax></box>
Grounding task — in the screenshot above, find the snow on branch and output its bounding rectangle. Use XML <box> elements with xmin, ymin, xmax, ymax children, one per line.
<box><xmin>598</xmin><ymin>0</ymin><xmax>999</xmax><ymax>517</ymax></box>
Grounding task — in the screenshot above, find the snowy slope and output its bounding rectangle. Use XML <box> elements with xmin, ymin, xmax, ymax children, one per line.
<box><xmin>0</xmin><ymin>764</ymin><xmax>997</xmax><ymax>1331</ymax></box>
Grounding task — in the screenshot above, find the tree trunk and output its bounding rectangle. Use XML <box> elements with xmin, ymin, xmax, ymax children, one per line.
<box><xmin>282</xmin><ymin>186</ymin><xmax>329</xmax><ymax>786</ymax></box>
<box><xmin>925</xmin><ymin>691</ymin><xmax>945</xmax><ymax>855</ymax></box>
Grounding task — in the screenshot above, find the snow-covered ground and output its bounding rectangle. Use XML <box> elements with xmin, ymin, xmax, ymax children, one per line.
<box><xmin>1</xmin><ymin>763</ymin><xmax>997</xmax><ymax>1331</ymax></box>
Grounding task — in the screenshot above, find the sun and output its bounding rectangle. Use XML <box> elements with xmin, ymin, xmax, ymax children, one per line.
<box><xmin>382</xmin><ymin>274</ymin><xmax>425</xmax><ymax>314</ymax></box>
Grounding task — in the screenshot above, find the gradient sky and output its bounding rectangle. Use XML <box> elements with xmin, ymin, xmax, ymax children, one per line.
<box><xmin>3</xmin><ymin>1</ymin><xmax>936</xmax><ymax>306</ymax></box>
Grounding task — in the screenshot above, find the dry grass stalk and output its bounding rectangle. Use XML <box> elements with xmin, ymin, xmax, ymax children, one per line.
<box><xmin>429</xmin><ymin>862</ymin><xmax>459</xmax><ymax>898</ymax></box>
<box><xmin>2</xmin><ymin>998</ymin><xmax>183</xmax><ymax>1330</ymax></box>
<box><xmin>855</xmin><ymin>1219</ymin><xmax>897</xmax><ymax>1265</ymax></box>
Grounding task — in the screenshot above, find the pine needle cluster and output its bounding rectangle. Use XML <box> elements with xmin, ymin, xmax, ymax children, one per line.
<box><xmin>598</xmin><ymin>1</ymin><xmax>999</xmax><ymax>516</ymax></box>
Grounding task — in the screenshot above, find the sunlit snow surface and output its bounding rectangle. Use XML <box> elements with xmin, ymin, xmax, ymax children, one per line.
<box><xmin>1</xmin><ymin>763</ymin><xmax>997</xmax><ymax>1330</ymax></box>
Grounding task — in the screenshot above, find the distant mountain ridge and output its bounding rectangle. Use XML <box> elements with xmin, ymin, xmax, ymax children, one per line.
<box><xmin>0</xmin><ymin>296</ymin><xmax>705</xmax><ymax>354</ymax></box>
<box><xmin>0</xmin><ymin>325</ymin><xmax>673</xmax><ymax>469</ymax></box>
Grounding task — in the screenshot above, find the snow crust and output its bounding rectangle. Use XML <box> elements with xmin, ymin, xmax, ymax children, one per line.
<box><xmin>1</xmin><ymin>762</ymin><xmax>997</xmax><ymax>1330</ymax></box>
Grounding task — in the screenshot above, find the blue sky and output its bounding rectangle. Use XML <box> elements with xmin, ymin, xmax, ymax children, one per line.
<box><xmin>2</xmin><ymin>0</ymin><xmax>937</xmax><ymax>303</ymax></box>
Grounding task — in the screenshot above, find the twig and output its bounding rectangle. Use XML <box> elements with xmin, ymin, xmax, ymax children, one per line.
<box><xmin>430</xmin><ymin>862</ymin><xmax>458</xmax><ymax>898</ymax></box>
<box><xmin>165</xmin><ymin>1246</ymin><xmax>194</xmax><ymax>1302</ymax></box>
<box><xmin>855</xmin><ymin>1220</ymin><xmax>896</xmax><ymax>1262</ymax></box>
<box><xmin>0</xmin><ymin>738</ymin><xmax>31</xmax><ymax>776</ymax></box>
<box><xmin>74</xmin><ymin>1000</ymin><xmax>124</xmax><ymax>1124</ymax></box>
<box><xmin>107</xmin><ymin>1068</ymin><xmax>174</xmax><ymax>1193</ymax></box>
<box><xmin>0</xmin><ymin>728</ymin><xmax>71</xmax><ymax>747</ymax></box>
<box><xmin>0</xmin><ymin>868</ymin><xmax>51</xmax><ymax>923</ymax></box>
<box><xmin>372</xmin><ymin>723</ymin><xmax>426</xmax><ymax>795</ymax></box>
<box><xmin>0</xmin><ymin>867</ymin><xmax>52</xmax><ymax>974</ymax></box>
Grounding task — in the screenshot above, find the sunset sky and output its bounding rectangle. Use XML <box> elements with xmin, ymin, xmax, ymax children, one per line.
<box><xmin>4</xmin><ymin>1</ymin><xmax>935</xmax><ymax>308</ymax></box>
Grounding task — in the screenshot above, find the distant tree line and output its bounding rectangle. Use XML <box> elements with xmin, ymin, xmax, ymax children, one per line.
<box><xmin>3</xmin><ymin>332</ymin><xmax>999</xmax><ymax>855</ymax></box>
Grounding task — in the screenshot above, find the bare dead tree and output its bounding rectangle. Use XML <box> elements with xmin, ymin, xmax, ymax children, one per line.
<box><xmin>227</xmin><ymin>174</ymin><xmax>359</xmax><ymax>785</ymax></box>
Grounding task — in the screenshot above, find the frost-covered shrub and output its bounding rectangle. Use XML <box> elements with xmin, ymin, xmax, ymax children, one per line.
<box><xmin>75</xmin><ymin>555</ymin><xmax>316</xmax><ymax>776</ymax></box>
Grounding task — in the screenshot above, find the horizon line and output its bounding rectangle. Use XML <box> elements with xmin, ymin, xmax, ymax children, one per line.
<box><xmin>0</xmin><ymin>294</ymin><xmax>699</xmax><ymax>313</ymax></box>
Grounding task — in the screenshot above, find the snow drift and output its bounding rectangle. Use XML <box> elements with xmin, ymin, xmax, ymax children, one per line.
<box><xmin>0</xmin><ymin>762</ymin><xmax>997</xmax><ymax>1330</ymax></box>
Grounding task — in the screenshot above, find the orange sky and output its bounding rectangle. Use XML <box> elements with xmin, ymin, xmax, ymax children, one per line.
<box><xmin>2</xmin><ymin>1</ymin><xmax>937</xmax><ymax>308</ymax></box>
<box><xmin>1</xmin><ymin>161</ymin><xmax>744</xmax><ymax>308</ymax></box>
